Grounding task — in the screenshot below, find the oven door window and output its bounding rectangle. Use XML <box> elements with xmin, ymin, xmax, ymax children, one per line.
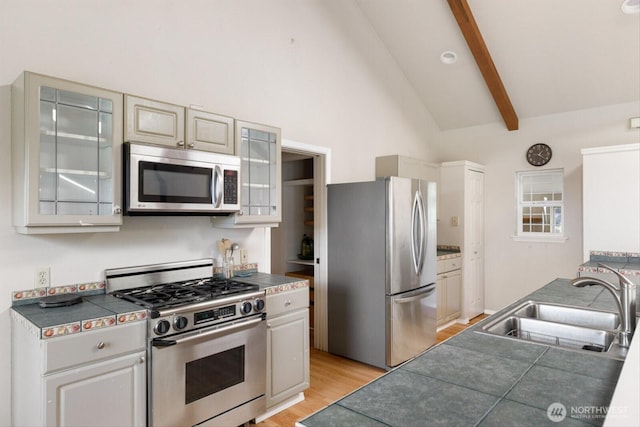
<box><xmin>185</xmin><ymin>345</ymin><xmax>245</xmax><ymax>404</ymax></box>
<box><xmin>139</xmin><ymin>161</ymin><xmax>212</xmax><ymax>204</ymax></box>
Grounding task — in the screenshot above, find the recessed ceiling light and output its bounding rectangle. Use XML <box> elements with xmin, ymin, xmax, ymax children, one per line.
<box><xmin>440</xmin><ymin>51</ymin><xmax>458</xmax><ymax>65</ymax></box>
<box><xmin>622</xmin><ymin>0</ymin><xmax>640</xmax><ymax>14</ymax></box>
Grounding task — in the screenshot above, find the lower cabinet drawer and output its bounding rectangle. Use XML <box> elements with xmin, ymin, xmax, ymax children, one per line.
<box><xmin>44</xmin><ymin>321</ymin><xmax>146</xmax><ymax>373</ymax></box>
<box><xmin>267</xmin><ymin>287</ymin><xmax>309</xmax><ymax>318</ymax></box>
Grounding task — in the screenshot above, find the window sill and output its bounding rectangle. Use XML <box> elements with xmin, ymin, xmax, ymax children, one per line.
<box><xmin>511</xmin><ymin>234</ymin><xmax>569</xmax><ymax>243</ymax></box>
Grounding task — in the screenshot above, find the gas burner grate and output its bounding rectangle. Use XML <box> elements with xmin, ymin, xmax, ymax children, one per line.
<box><xmin>111</xmin><ymin>277</ymin><xmax>259</xmax><ymax>310</ymax></box>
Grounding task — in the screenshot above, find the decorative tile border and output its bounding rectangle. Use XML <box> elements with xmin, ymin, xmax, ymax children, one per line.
<box><xmin>42</xmin><ymin>321</ymin><xmax>82</xmax><ymax>339</ymax></box>
<box><xmin>12</xmin><ymin>288</ymin><xmax>47</xmax><ymax>302</ymax></box>
<box><xmin>620</xmin><ymin>268</ymin><xmax>640</xmax><ymax>276</ymax></box>
<box><xmin>46</xmin><ymin>284</ymin><xmax>77</xmax><ymax>295</ymax></box>
<box><xmin>81</xmin><ymin>315</ymin><xmax>117</xmax><ymax>332</ymax></box>
<box><xmin>12</xmin><ymin>281</ymin><xmax>106</xmax><ymax>306</ymax></box>
<box><xmin>265</xmin><ymin>280</ymin><xmax>309</xmax><ymax>295</ymax></box>
<box><xmin>117</xmin><ymin>310</ymin><xmax>148</xmax><ymax>324</ymax></box>
<box><xmin>77</xmin><ymin>282</ymin><xmax>106</xmax><ymax>293</ymax></box>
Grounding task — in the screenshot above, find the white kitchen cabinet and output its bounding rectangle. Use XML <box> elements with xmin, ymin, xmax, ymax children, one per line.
<box><xmin>265</xmin><ymin>287</ymin><xmax>309</xmax><ymax>412</ymax></box>
<box><xmin>375</xmin><ymin>154</ymin><xmax>439</xmax><ymax>182</ymax></box>
<box><xmin>125</xmin><ymin>95</ymin><xmax>235</xmax><ymax>155</ymax></box>
<box><xmin>11</xmin><ymin>72</ymin><xmax>123</xmax><ymax>234</ymax></box>
<box><xmin>43</xmin><ymin>351</ymin><xmax>146</xmax><ymax>427</ymax></box>
<box><xmin>439</xmin><ymin>161</ymin><xmax>485</xmax><ymax>321</ymax></box>
<box><xmin>214</xmin><ymin>120</ymin><xmax>282</xmax><ymax>227</ymax></box>
<box><xmin>581</xmin><ymin>144</ymin><xmax>640</xmax><ymax>260</ymax></box>
<box><xmin>124</xmin><ymin>94</ymin><xmax>185</xmax><ymax>148</ymax></box>
<box><xmin>185</xmin><ymin>108</ymin><xmax>235</xmax><ymax>154</ymax></box>
<box><xmin>11</xmin><ymin>317</ymin><xmax>146</xmax><ymax>427</ymax></box>
<box><xmin>436</xmin><ymin>258</ymin><xmax>462</xmax><ymax>325</ymax></box>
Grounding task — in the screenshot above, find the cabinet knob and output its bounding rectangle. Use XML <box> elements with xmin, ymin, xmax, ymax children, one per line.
<box><xmin>113</xmin><ymin>206</ymin><xmax>122</xmax><ymax>215</ymax></box>
<box><xmin>139</xmin><ymin>356</ymin><xmax>145</xmax><ymax>364</ymax></box>
<box><xmin>96</xmin><ymin>342</ymin><xmax>106</xmax><ymax>350</ymax></box>
<box><xmin>188</xmin><ymin>143</ymin><xmax>195</xmax><ymax>149</ymax></box>
<box><xmin>285</xmin><ymin>300</ymin><xmax>292</xmax><ymax>307</ymax></box>
<box><xmin>177</xmin><ymin>141</ymin><xmax>185</xmax><ymax>147</ymax></box>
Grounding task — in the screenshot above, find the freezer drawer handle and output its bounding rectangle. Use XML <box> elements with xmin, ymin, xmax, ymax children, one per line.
<box><xmin>394</xmin><ymin>288</ymin><xmax>436</xmax><ymax>304</ymax></box>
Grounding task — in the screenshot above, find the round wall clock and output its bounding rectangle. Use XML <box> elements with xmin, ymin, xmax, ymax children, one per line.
<box><xmin>526</xmin><ymin>143</ymin><xmax>552</xmax><ymax>166</ymax></box>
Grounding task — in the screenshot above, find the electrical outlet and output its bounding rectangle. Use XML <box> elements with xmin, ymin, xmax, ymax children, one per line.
<box><xmin>451</xmin><ymin>216</ymin><xmax>460</xmax><ymax>226</ymax></box>
<box><xmin>240</xmin><ymin>249</ymin><xmax>248</xmax><ymax>264</ymax></box>
<box><xmin>35</xmin><ymin>267</ymin><xmax>50</xmax><ymax>288</ymax></box>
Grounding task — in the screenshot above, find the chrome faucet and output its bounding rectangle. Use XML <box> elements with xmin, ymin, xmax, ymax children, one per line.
<box><xmin>571</xmin><ymin>263</ymin><xmax>637</xmax><ymax>348</ymax></box>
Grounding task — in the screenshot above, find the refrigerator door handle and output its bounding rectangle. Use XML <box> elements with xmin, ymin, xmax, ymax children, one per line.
<box><xmin>393</xmin><ymin>286</ymin><xmax>436</xmax><ymax>304</ymax></box>
<box><xmin>411</xmin><ymin>189</ymin><xmax>426</xmax><ymax>275</ymax></box>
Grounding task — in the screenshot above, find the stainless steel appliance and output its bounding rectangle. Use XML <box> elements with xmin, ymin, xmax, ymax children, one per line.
<box><xmin>106</xmin><ymin>259</ymin><xmax>266</xmax><ymax>427</ymax></box>
<box><xmin>124</xmin><ymin>142</ymin><xmax>241</xmax><ymax>215</ymax></box>
<box><xmin>327</xmin><ymin>176</ymin><xmax>437</xmax><ymax>369</ymax></box>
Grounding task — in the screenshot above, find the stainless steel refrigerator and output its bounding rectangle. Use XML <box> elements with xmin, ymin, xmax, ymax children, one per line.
<box><xmin>327</xmin><ymin>176</ymin><xmax>437</xmax><ymax>369</ymax></box>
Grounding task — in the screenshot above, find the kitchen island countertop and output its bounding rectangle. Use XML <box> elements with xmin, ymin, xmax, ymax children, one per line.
<box><xmin>298</xmin><ymin>278</ymin><xmax>639</xmax><ymax>427</ymax></box>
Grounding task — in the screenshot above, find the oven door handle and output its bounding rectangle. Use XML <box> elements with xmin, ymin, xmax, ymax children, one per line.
<box><xmin>151</xmin><ymin>316</ymin><xmax>264</xmax><ymax>348</ymax></box>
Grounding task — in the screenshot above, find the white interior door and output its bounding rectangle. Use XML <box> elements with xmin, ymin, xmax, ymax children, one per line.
<box><xmin>465</xmin><ymin>169</ymin><xmax>484</xmax><ymax>318</ymax></box>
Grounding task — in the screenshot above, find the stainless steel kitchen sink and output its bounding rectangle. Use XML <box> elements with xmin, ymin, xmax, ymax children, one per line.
<box><xmin>482</xmin><ymin>316</ymin><xmax>617</xmax><ymax>352</ymax></box>
<box><xmin>477</xmin><ymin>300</ymin><xmax>627</xmax><ymax>358</ymax></box>
<box><xmin>512</xmin><ymin>301</ymin><xmax>620</xmax><ymax>330</ymax></box>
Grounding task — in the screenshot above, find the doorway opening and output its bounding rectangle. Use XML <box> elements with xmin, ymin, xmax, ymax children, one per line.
<box><xmin>270</xmin><ymin>140</ymin><xmax>329</xmax><ymax>351</ymax></box>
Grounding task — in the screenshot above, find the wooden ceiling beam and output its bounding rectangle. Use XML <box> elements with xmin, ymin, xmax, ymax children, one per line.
<box><xmin>447</xmin><ymin>0</ymin><xmax>519</xmax><ymax>131</ymax></box>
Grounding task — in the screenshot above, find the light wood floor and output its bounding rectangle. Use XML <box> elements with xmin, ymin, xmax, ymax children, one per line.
<box><xmin>257</xmin><ymin>314</ymin><xmax>487</xmax><ymax>427</ymax></box>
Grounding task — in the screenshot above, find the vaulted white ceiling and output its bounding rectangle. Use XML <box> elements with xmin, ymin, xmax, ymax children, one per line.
<box><xmin>355</xmin><ymin>0</ymin><xmax>640</xmax><ymax>130</ymax></box>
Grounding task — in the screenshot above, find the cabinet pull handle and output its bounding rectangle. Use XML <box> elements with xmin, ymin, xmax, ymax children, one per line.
<box><xmin>96</xmin><ymin>342</ymin><xmax>106</xmax><ymax>350</ymax></box>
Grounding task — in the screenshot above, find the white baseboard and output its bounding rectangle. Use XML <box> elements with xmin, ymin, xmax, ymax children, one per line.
<box><xmin>255</xmin><ymin>392</ymin><xmax>305</xmax><ymax>423</ymax></box>
<box><xmin>436</xmin><ymin>319</ymin><xmax>459</xmax><ymax>332</ymax></box>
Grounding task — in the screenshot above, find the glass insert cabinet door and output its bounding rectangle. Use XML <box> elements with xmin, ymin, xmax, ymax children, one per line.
<box><xmin>13</xmin><ymin>72</ymin><xmax>123</xmax><ymax>231</ymax></box>
<box><xmin>235</xmin><ymin>120</ymin><xmax>281</xmax><ymax>224</ymax></box>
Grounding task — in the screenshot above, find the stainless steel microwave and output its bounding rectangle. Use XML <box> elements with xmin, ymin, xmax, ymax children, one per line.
<box><xmin>124</xmin><ymin>142</ymin><xmax>241</xmax><ymax>215</ymax></box>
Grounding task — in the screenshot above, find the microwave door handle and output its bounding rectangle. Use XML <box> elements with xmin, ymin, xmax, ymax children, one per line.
<box><xmin>212</xmin><ymin>165</ymin><xmax>223</xmax><ymax>208</ymax></box>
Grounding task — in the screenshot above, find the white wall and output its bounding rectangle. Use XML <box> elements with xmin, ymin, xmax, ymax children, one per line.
<box><xmin>0</xmin><ymin>0</ymin><xmax>438</xmax><ymax>423</ymax></box>
<box><xmin>432</xmin><ymin>102</ymin><xmax>640</xmax><ymax>312</ymax></box>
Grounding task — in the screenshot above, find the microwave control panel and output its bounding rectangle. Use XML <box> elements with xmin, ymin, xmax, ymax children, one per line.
<box><xmin>224</xmin><ymin>170</ymin><xmax>238</xmax><ymax>204</ymax></box>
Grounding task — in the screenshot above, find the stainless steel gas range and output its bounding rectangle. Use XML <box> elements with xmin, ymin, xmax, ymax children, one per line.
<box><xmin>106</xmin><ymin>259</ymin><xmax>266</xmax><ymax>427</ymax></box>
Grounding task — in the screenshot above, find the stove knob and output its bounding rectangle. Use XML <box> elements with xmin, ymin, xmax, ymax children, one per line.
<box><xmin>174</xmin><ymin>316</ymin><xmax>188</xmax><ymax>331</ymax></box>
<box><xmin>254</xmin><ymin>298</ymin><xmax>265</xmax><ymax>312</ymax></box>
<box><xmin>241</xmin><ymin>301</ymin><xmax>253</xmax><ymax>315</ymax></box>
<box><xmin>154</xmin><ymin>320</ymin><xmax>171</xmax><ymax>335</ymax></box>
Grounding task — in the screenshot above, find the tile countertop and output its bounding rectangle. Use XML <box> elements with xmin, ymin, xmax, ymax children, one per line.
<box><xmin>233</xmin><ymin>272</ymin><xmax>310</xmax><ymax>295</ymax></box>
<box><xmin>11</xmin><ymin>294</ymin><xmax>147</xmax><ymax>339</ymax></box>
<box><xmin>437</xmin><ymin>245</ymin><xmax>461</xmax><ymax>259</ymax></box>
<box><xmin>298</xmin><ymin>279</ymin><xmax>640</xmax><ymax>427</ymax></box>
<box><xmin>11</xmin><ymin>272</ymin><xmax>309</xmax><ymax>339</ymax></box>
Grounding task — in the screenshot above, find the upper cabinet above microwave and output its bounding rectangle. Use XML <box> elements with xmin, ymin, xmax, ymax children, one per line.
<box><xmin>124</xmin><ymin>95</ymin><xmax>234</xmax><ymax>155</ymax></box>
<box><xmin>11</xmin><ymin>72</ymin><xmax>123</xmax><ymax>234</ymax></box>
